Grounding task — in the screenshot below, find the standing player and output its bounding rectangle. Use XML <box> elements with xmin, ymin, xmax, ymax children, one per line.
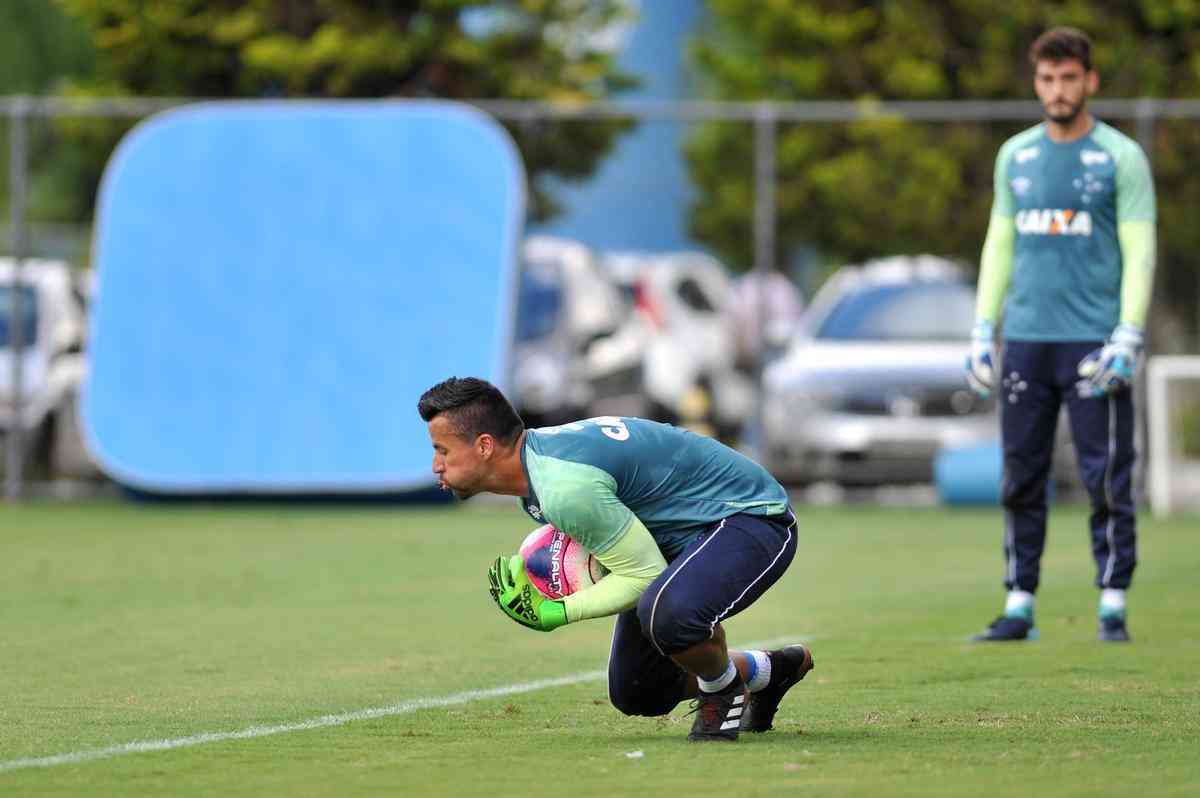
<box><xmin>418</xmin><ymin>376</ymin><xmax>812</xmax><ymax>742</ymax></box>
<box><xmin>965</xmin><ymin>27</ymin><xmax>1156</xmax><ymax>642</ymax></box>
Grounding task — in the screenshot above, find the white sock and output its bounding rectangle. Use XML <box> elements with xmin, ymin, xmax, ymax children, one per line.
<box><xmin>745</xmin><ymin>650</ymin><xmax>772</xmax><ymax>692</ymax></box>
<box><xmin>697</xmin><ymin>660</ymin><xmax>737</xmax><ymax>693</ymax></box>
<box><xmin>1100</xmin><ymin>589</ymin><xmax>1127</xmax><ymax>617</ymax></box>
<box><xmin>1005</xmin><ymin>590</ymin><xmax>1035</xmax><ymax>619</ymax></box>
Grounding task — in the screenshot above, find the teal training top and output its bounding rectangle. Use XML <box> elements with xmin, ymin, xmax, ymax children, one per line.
<box><xmin>519</xmin><ymin>417</ymin><xmax>789</xmax><ymax>560</ymax></box>
<box><xmin>991</xmin><ymin>121</ymin><xmax>1155</xmax><ymax>340</ymax></box>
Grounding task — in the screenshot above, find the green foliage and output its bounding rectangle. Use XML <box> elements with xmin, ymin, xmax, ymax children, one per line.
<box><xmin>1177</xmin><ymin>399</ymin><xmax>1200</xmax><ymax>457</ymax></box>
<box><xmin>688</xmin><ymin>1</ymin><xmax>1200</xmax><ymax>336</ymax></box>
<box><xmin>45</xmin><ymin>0</ymin><xmax>640</xmax><ymax>222</ymax></box>
<box><xmin>0</xmin><ymin>0</ymin><xmax>95</xmax><ymax>241</ymax></box>
<box><xmin>0</xmin><ymin>0</ymin><xmax>94</xmax><ymax>95</ymax></box>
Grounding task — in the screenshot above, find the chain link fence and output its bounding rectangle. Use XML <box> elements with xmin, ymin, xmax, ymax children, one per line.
<box><xmin>4</xmin><ymin>95</ymin><xmax>1199</xmax><ymax>501</ymax></box>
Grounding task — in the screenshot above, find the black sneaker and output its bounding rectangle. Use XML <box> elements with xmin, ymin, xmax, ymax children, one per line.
<box><xmin>1098</xmin><ymin>616</ymin><xmax>1130</xmax><ymax>642</ymax></box>
<box><xmin>741</xmin><ymin>644</ymin><xmax>814</xmax><ymax>733</ymax></box>
<box><xmin>971</xmin><ymin>615</ymin><xmax>1037</xmax><ymax>641</ymax></box>
<box><xmin>687</xmin><ymin>675</ymin><xmax>748</xmax><ymax>742</ymax></box>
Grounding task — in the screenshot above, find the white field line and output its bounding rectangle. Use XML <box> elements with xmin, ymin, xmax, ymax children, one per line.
<box><xmin>0</xmin><ymin>635</ymin><xmax>806</xmax><ymax>774</ymax></box>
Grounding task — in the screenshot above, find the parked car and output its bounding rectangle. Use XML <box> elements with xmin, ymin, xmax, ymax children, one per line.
<box><xmin>511</xmin><ymin>236</ymin><xmax>630</xmax><ymax>427</ymax></box>
<box><xmin>513</xmin><ymin>241</ymin><xmax>756</xmax><ymax>441</ymax></box>
<box><xmin>761</xmin><ymin>255</ymin><xmax>996</xmax><ymax>485</ymax></box>
<box><xmin>598</xmin><ymin>251</ymin><xmax>755</xmax><ymax>440</ymax></box>
<box><xmin>0</xmin><ymin>257</ymin><xmax>97</xmax><ymax>479</ymax></box>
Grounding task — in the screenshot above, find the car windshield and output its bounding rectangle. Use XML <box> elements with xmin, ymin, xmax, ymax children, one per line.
<box><xmin>816</xmin><ymin>281</ymin><xmax>974</xmax><ymax>341</ymax></box>
<box><xmin>514</xmin><ymin>270</ymin><xmax>562</xmax><ymax>342</ymax></box>
<box><xmin>0</xmin><ymin>285</ymin><xmax>38</xmax><ymax>347</ymax></box>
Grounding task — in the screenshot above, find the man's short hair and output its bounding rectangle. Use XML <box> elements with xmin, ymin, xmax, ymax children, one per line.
<box><xmin>417</xmin><ymin>377</ymin><xmax>524</xmax><ymax>445</ymax></box>
<box><xmin>1029</xmin><ymin>27</ymin><xmax>1093</xmax><ymax>71</ymax></box>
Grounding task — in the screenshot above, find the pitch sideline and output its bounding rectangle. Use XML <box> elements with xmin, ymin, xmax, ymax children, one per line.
<box><xmin>0</xmin><ymin>635</ymin><xmax>806</xmax><ymax>774</ymax></box>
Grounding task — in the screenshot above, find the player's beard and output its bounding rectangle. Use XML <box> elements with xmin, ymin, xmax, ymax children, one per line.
<box><xmin>1043</xmin><ymin>96</ymin><xmax>1086</xmax><ymax>125</ymax></box>
<box><xmin>444</xmin><ymin>473</ymin><xmax>482</xmax><ymax>500</ymax></box>
<box><xmin>443</xmin><ymin>480</ymin><xmax>475</xmax><ymax>500</ymax></box>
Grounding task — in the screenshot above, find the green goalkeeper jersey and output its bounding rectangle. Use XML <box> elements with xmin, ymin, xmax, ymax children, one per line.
<box><xmin>518</xmin><ymin>417</ymin><xmax>788</xmax><ymax>560</ymax></box>
<box><xmin>986</xmin><ymin>120</ymin><xmax>1155</xmax><ymax>340</ymax></box>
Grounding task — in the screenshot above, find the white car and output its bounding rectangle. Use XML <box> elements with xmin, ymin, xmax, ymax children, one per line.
<box><xmin>598</xmin><ymin>251</ymin><xmax>755</xmax><ymax>440</ymax></box>
<box><xmin>762</xmin><ymin>256</ymin><xmax>995</xmax><ymax>485</ymax></box>
<box><xmin>0</xmin><ymin>257</ymin><xmax>97</xmax><ymax>479</ymax></box>
<box><xmin>511</xmin><ymin>236</ymin><xmax>629</xmax><ymax>427</ymax></box>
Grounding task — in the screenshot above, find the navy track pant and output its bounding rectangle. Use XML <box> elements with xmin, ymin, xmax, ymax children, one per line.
<box><xmin>606</xmin><ymin>510</ymin><xmax>797</xmax><ymax>717</ymax></box>
<box><xmin>999</xmin><ymin>340</ymin><xmax>1137</xmax><ymax>593</ymax></box>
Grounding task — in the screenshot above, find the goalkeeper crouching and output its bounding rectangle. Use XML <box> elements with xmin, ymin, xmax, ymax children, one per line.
<box><xmin>418</xmin><ymin>376</ymin><xmax>811</xmax><ymax>742</ymax></box>
<box><xmin>965</xmin><ymin>27</ymin><xmax>1156</xmax><ymax>643</ymax></box>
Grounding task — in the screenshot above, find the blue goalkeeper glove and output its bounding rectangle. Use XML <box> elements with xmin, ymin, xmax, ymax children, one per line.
<box><xmin>1076</xmin><ymin>323</ymin><xmax>1143</xmax><ymax>398</ymax></box>
<box><xmin>965</xmin><ymin>319</ymin><xmax>997</xmax><ymax>398</ymax></box>
<box><xmin>487</xmin><ymin>554</ymin><xmax>567</xmax><ymax>632</ymax></box>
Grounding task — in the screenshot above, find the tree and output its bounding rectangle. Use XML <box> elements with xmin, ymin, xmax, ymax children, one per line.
<box><xmin>0</xmin><ymin>0</ymin><xmax>93</xmax><ymax>95</ymax></box>
<box><xmin>687</xmin><ymin>0</ymin><xmax>1200</xmax><ymax>342</ymax></box>
<box><xmin>0</xmin><ymin>0</ymin><xmax>95</xmax><ymax>241</ymax></box>
<box><xmin>49</xmin><ymin>0</ymin><xmax>639</xmax><ymax>222</ymax></box>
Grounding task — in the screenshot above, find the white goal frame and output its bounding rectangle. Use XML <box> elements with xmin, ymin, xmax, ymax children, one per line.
<box><xmin>1146</xmin><ymin>355</ymin><xmax>1200</xmax><ymax>518</ymax></box>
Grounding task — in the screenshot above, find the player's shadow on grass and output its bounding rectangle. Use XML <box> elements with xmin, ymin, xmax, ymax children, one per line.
<box><xmin>754</xmin><ymin>728</ymin><xmax>880</xmax><ymax>743</ymax></box>
<box><xmin>618</xmin><ymin>727</ymin><xmax>879</xmax><ymax>745</ymax></box>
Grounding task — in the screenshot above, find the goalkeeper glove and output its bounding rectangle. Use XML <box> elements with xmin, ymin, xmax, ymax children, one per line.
<box><xmin>965</xmin><ymin>319</ymin><xmax>997</xmax><ymax>398</ymax></box>
<box><xmin>1076</xmin><ymin>323</ymin><xmax>1143</xmax><ymax>398</ymax></box>
<box><xmin>487</xmin><ymin>554</ymin><xmax>567</xmax><ymax>632</ymax></box>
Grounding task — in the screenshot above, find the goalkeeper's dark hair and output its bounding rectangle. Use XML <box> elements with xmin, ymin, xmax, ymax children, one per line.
<box><xmin>418</xmin><ymin>377</ymin><xmax>524</xmax><ymax>446</ymax></box>
<box><xmin>1029</xmin><ymin>27</ymin><xmax>1092</xmax><ymax>71</ymax></box>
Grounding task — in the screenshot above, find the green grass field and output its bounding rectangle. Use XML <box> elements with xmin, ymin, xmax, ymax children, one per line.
<box><xmin>2</xmin><ymin>500</ymin><xmax>1198</xmax><ymax>796</ymax></box>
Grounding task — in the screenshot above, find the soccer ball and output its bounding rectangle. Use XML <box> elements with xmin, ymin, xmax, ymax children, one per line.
<box><xmin>519</xmin><ymin>524</ymin><xmax>608</xmax><ymax>599</ymax></box>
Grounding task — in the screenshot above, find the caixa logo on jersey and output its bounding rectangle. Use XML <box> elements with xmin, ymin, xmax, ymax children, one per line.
<box><xmin>1015</xmin><ymin>208</ymin><xmax>1093</xmax><ymax>236</ymax></box>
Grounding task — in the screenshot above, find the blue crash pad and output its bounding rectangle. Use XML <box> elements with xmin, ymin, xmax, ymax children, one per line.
<box><xmin>934</xmin><ymin>441</ymin><xmax>1002</xmax><ymax>505</ymax></box>
<box><xmin>82</xmin><ymin>101</ymin><xmax>525</xmax><ymax>494</ymax></box>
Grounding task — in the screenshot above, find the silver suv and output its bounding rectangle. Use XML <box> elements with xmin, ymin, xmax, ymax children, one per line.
<box><xmin>762</xmin><ymin>256</ymin><xmax>994</xmax><ymax>485</ymax></box>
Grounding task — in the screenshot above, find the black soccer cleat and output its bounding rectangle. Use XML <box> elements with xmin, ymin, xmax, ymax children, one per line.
<box><xmin>1098</xmin><ymin>616</ymin><xmax>1131</xmax><ymax>642</ymax></box>
<box><xmin>971</xmin><ymin>615</ymin><xmax>1037</xmax><ymax>641</ymax></box>
<box><xmin>687</xmin><ymin>675</ymin><xmax>748</xmax><ymax>742</ymax></box>
<box><xmin>741</xmin><ymin>644</ymin><xmax>814</xmax><ymax>733</ymax></box>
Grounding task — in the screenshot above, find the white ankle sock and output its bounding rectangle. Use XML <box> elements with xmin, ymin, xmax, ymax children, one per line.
<box><xmin>1100</xmin><ymin>589</ymin><xmax>1126</xmax><ymax>617</ymax></box>
<box><xmin>745</xmin><ymin>650</ymin><xmax>772</xmax><ymax>692</ymax></box>
<box><xmin>1005</xmin><ymin>590</ymin><xmax>1035</xmax><ymax>619</ymax></box>
<box><xmin>697</xmin><ymin>660</ymin><xmax>737</xmax><ymax>693</ymax></box>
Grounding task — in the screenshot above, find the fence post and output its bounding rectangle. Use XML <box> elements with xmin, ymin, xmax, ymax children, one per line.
<box><xmin>748</xmin><ymin>102</ymin><xmax>777</xmax><ymax>459</ymax></box>
<box><xmin>5</xmin><ymin>96</ymin><xmax>30</xmax><ymax>503</ymax></box>
<box><xmin>1134</xmin><ymin>98</ymin><xmax>1156</xmax><ymax>162</ymax></box>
